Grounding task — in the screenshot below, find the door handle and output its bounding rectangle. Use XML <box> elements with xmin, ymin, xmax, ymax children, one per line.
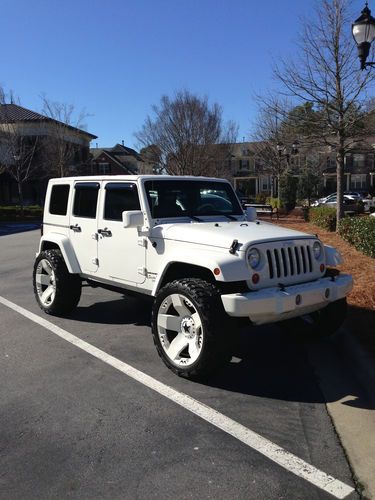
<box><xmin>98</xmin><ymin>228</ymin><xmax>112</xmax><ymax>237</ymax></box>
<box><xmin>70</xmin><ymin>224</ymin><xmax>81</xmax><ymax>232</ymax></box>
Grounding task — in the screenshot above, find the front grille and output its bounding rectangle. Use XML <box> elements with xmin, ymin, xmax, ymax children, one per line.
<box><xmin>266</xmin><ymin>244</ymin><xmax>313</xmax><ymax>279</ymax></box>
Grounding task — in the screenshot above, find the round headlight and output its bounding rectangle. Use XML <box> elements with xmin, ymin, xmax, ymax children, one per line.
<box><xmin>248</xmin><ymin>248</ymin><xmax>261</xmax><ymax>269</ymax></box>
<box><xmin>313</xmin><ymin>241</ymin><xmax>322</xmax><ymax>260</ymax></box>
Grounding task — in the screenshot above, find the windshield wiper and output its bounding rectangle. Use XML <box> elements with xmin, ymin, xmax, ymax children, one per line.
<box><xmin>205</xmin><ymin>211</ymin><xmax>238</xmax><ymax>221</ymax></box>
<box><xmin>187</xmin><ymin>213</ymin><xmax>203</xmax><ymax>222</ymax></box>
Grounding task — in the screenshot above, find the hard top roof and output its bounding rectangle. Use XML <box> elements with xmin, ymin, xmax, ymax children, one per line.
<box><xmin>49</xmin><ymin>175</ymin><xmax>230</xmax><ymax>183</ymax></box>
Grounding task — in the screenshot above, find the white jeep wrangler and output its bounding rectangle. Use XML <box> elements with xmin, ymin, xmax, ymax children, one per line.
<box><xmin>33</xmin><ymin>175</ymin><xmax>353</xmax><ymax>378</ymax></box>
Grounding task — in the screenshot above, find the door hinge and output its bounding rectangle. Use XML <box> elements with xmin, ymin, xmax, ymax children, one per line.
<box><xmin>92</xmin><ymin>258</ymin><xmax>99</xmax><ymax>265</ymax></box>
<box><xmin>138</xmin><ymin>237</ymin><xmax>148</xmax><ymax>248</ymax></box>
<box><xmin>137</xmin><ymin>266</ymin><xmax>147</xmax><ymax>276</ymax></box>
<box><xmin>92</xmin><ymin>233</ymin><xmax>98</xmax><ymax>240</ymax></box>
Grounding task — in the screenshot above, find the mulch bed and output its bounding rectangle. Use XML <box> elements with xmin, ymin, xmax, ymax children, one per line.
<box><xmin>268</xmin><ymin>214</ymin><xmax>375</xmax><ymax>355</ymax></box>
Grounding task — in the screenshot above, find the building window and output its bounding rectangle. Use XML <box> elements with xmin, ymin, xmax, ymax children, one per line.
<box><xmin>239</xmin><ymin>159</ymin><xmax>249</xmax><ymax>170</ymax></box>
<box><xmin>260</xmin><ymin>176</ymin><xmax>269</xmax><ymax>191</ymax></box>
<box><xmin>353</xmin><ymin>154</ymin><xmax>366</xmax><ymax>169</ymax></box>
<box><xmin>98</xmin><ymin>162</ymin><xmax>111</xmax><ymax>174</ymax></box>
<box><xmin>350</xmin><ymin>174</ymin><xmax>367</xmax><ymax>189</ymax></box>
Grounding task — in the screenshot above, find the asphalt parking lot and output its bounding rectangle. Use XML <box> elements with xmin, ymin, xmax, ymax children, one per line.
<box><xmin>0</xmin><ymin>228</ymin><xmax>362</xmax><ymax>499</ymax></box>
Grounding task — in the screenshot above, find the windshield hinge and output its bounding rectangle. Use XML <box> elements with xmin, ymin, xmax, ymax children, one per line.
<box><xmin>229</xmin><ymin>239</ymin><xmax>239</xmax><ymax>254</ymax></box>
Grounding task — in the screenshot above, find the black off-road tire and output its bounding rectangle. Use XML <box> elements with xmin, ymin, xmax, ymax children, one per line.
<box><xmin>151</xmin><ymin>278</ymin><xmax>231</xmax><ymax>379</ymax></box>
<box><xmin>33</xmin><ymin>249</ymin><xmax>81</xmax><ymax>316</ymax></box>
<box><xmin>279</xmin><ymin>298</ymin><xmax>347</xmax><ymax>339</ymax></box>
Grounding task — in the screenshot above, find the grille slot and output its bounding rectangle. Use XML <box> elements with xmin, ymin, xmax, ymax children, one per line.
<box><xmin>266</xmin><ymin>243</ymin><xmax>314</xmax><ymax>280</ymax></box>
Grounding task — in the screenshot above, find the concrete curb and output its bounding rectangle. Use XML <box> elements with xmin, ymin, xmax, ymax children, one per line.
<box><xmin>338</xmin><ymin>328</ymin><xmax>375</xmax><ymax>406</ymax></box>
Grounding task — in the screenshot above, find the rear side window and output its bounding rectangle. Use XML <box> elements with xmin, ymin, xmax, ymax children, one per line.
<box><xmin>104</xmin><ymin>183</ymin><xmax>140</xmax><ymax>221</ymax></box>
<box><xmin>73</xmin><ymin>183</ymin><xmax>99</xmax><ymax>218</ymax></box>
<box><xmin>49</xmin><ymin>185</ymin><xmax>70</xmax><ymax>215</ymax></box>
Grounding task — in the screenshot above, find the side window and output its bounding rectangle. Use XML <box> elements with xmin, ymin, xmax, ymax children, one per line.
<box><xmin>104</xmin><ymin>183</ymin><xmax>140</xmax><ymax>221</ymax></box>
<box><xmin>73</xmin><ymin>183</ymin><xmax>100</xmax><ymax>218</ymax></box>
<box><xmin>49</xmin><ymin>184</ymin><xmax>70</xmax><ymax>215</ymax></box>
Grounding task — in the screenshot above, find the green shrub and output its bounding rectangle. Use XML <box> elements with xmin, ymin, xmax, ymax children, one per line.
<box><xmin>255</xmin><ymin>192</ymin><xmax>268</xmax><ymax>204</ymax></box>
<box><xmin>309</xmin><ymin>207</ymin><xmax>336</xmax><ymax>231</ymax></box>
<box><xmin>338</xmin><ymin>216</ymin><xmax>375</xmax><ymax>259</ymax></box>
<box><xmin>0</xmin><ymin>205</ymin><xmax>43</xmax><ymax>220</ymax></box>
<box><xmin>266</xmin><ymin>197</ymin><xmax>281</xmax><ymax>209</ymax></box>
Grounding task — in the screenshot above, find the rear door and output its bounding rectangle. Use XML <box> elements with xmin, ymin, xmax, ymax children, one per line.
<box><xmin>96</xmin><ymin>182</ymin><xmax>146</xmax><ymax>285</ymax></box>
<box><xmin>69</xmin><ymin>182</ymin><xmax>100</xmax><ymax>274</ymax></box>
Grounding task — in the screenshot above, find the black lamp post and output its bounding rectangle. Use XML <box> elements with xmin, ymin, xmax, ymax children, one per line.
<box><xmin>352</xmin><ymin>2</ymin><xmax>375</xmax><ymax>70</ymax></box>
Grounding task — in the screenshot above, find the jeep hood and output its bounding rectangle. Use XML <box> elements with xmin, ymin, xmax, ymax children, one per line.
<box><xmin>152</xmin><ymin>221</ymin><xmax>315</xmax><ymax>250</ymax></box>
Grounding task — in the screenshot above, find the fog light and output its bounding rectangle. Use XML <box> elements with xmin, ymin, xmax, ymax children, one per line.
<box><xmin>296</xmin><ymin>294</ymin><xmax>302</xmax><ymax>305</ymax></box>
<box><xmin>325</xmin><ymin>288</ymin><xmax>330</xmax><ymax>299</ymax></box>
<box><xmin>252</xmin><ymin>273</ymin><xmax>260</xmax><ymax>284</ymax></box>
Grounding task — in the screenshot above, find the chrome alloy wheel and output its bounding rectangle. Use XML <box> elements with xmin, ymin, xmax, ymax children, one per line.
<box><xmin>157</xmin><ymin>293</ymin><xmax>204</xmax><ymax>366</ymax></box>
<box><xmin>35</xmin><ymin>259</ymin><xmax>56</xmax><ymax>307</ymax></box>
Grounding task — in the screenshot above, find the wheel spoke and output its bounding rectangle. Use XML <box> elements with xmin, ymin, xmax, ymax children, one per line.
<box><xmin>191</xmin><ymin>312</ymin><xmax>202</xmax><ymax>331</ymax></box>
<box><xmin>36</xmin><ymin>274</ymin><xmax>50</xmax><ymax>286</ymax></box>
<box><xmin>187</xmin><ymin>338</ymin><xmax>200</xmax><ymax>360</ymax></box>
<box><xmin>41</xmin><ymin>260</ymin><xmax>52</xmax><ymax>275</ymax></box>
<box><xmin>157</xmin><ymin>313</ymin><xmax>181</xmax><ymax>333</ymax></box>
<box><xmin>167</xmin><ymin>333</ymin><xmax>189</xmax><ymax>360</ymax></box>
<box><xmin>41</xmin><ymin>285</ymin><xmax>54</xmax><ymax>304</ymax></box>
<box><xmin>171</xmin><ymin>294</ymin><xmax>191</xmax><ymax>317</ymax></box>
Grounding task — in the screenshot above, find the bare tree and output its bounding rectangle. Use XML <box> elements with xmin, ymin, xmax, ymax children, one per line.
<box><xmin>0</xmin><ymin>119</ymin><xmax>39</xmax><ymax>211</ymax></box>
<box><xmin>135</xmin><ymin>90</ymin><xmax>238</xmax><ymax>178</ymax></box>
<box><xmin>273</xmin><ymin>0</ymin><xmax>375</xmax><ymax>229</ymax></box>
<box><xmin>0</xmin><ymin>87</ymin><xmax>40</xmax><ymax>210</ymax></box>
<box><xmin>40</xmin><ymin>95</ymin><xmax>91</xmax><ymax>177</ymax></box>
<box><xmin>252</xmin><ymin>96</ymin><xmax>297</xmax><ymax>202</ymax></box>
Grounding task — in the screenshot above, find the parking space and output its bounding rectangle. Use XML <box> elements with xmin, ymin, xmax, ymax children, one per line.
<box><xmin>0</xmin><ymin>230</ymin><xmax>358</xmax><ymax>499</ymax></box>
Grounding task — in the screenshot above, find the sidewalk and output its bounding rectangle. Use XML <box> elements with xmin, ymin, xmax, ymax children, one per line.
<box><xmin>274</xmin><ymin>215</ymin><xmax>375</xmax><ymax>498</ymax></box>
<box><xmin>309</xmin><ymin>328</ymin><xmax>375</xmax><ymax>499</ymax></box>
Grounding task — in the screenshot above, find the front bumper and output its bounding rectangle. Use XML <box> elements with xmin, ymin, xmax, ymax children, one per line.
<box><xmin>221</xmin><ymin>274</ymin><xmax>353</xmax><ymax>325</ymax></box>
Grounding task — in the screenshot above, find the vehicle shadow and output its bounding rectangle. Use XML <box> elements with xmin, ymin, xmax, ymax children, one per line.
<box><xmin>69</xmin><ymin>294</ymin><xmax>152</xmax><ymax>327</ymax></box>
<box><xmin>0</xmin><ymin>222</ymin><xmax>41</xmax><ymax>236</ymax></box>
<box><xmin>69</xmin><ymin>294</ymin><xmax>374</xmax><ymax>410</ymax></box>
<box><xmin>205</xmin><ymin>320</ymin><xmax>375</xmax><ymax>410</ymax></box>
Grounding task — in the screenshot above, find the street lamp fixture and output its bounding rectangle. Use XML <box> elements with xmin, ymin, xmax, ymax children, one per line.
<box><xmin>352</xmin><ymin>2</ymin><xmax>375</xmax><ymax>70</ymax></box>
<box><xmin>276</xmin><ymin>141</ymin><xmax>299</xmax><ymax>157</ymax></box>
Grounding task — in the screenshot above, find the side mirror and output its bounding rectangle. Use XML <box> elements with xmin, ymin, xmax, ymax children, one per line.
<box><xmin>122</xmin><ymin>210</ymin><xmax>144</xmax><ymax>228</ymax></box>
<box><xmin>245</xmin><ymin>207</ymin><xmax>257</xmax><ymax>222</ymax></box>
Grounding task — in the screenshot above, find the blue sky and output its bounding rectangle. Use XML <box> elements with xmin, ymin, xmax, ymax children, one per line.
<box><xmin>0</xmin><ymin>0</ymin><xmax>368</xmax><ymax>149</ymax></box>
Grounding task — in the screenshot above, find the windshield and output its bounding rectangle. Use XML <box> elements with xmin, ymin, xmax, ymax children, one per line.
<box><xmin>144</xmin><ymin>180</ymin><xmax>243</xmax><ymax>219</ymax></box>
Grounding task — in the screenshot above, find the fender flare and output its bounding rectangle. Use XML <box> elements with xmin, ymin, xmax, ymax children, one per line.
<box><xmin>39</xmin><ymin>233</ymin><xmax>81</xmax><ymax>274</ymax></box>
<box><xmin>324</xmin><ymin>245</ymin><xmax>343</xmax><ymax>266</ymax></box>
<box><xmin>151</xmin><ymin>250</ymin><xmax>248</xmax><ymax>296</ymax></box>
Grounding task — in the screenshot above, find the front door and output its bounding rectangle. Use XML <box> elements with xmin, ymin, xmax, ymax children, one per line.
<box><xmin>96</xmin><ymin>182</ymin><xmax>146</xmax><ymax>285</ymax></box>
<box><xmin>69</xmin><ymin>181</ymin><xmax>100</xmax><ymax>274</ymax></box>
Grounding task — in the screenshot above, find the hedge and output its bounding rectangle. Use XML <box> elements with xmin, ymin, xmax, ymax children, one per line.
<box><xmin>338</xmin><ymin>216</ymin><xmax>375</xmax><ymax>259</ymax></box>
<box><xmin>0</xmin><ymin>205</ymin><xmax>43</xmax><ymax>220</ymax></box>
<box><xmin>309</xmin><ymin>207</ymin><xmax>336</xmax><ymax>231</ymax></box>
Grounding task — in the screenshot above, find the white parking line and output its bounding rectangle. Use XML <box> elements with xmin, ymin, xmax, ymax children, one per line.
<box><xmin>0</xmin><ymin>295</ymin><xmax>354</xmax><ymax>499</ymax></box>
